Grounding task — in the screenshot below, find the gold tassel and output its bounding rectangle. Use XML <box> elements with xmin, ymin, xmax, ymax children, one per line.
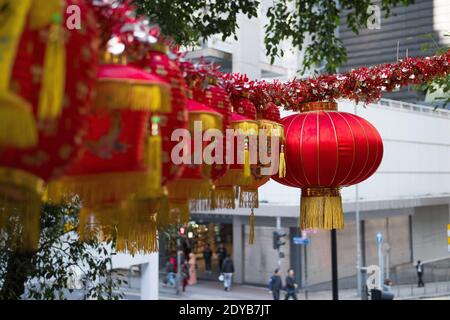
<box><xmin>300</xmin><ymin>187</ymin><xmax>344</xmax><ymax>230</ymax></box>
<box><xmin>37</xmin><ymin>9</ymin><xmax>66</xmax><ymax>121</ymax></box>
<box><xmin>243</xmin><ymin>138</ymin><xmax>251</xmax><ymax>178</ymax></box>
<box><xmin>279</xmin><ymin>144</ymin><xmax>286</xmax><ymax>178</ymax></box>
<box><xmin>143</xmin><ymin>116</ymin><xmax>162</xmax><ymax>196</ymax></box>
<box><xmin>0</xmin><ymin>167</ymin><xmax>45</xmax><ymax>252</ymax></box>
<box><xmin>248</xmin><ymin>208</ymin><xmax>255</xmax><ymax>245</ymax></box>
<box><xmin>0</xmin><ymin>0</ymin><xmax>38</xmax><ymax>148</ymax></box>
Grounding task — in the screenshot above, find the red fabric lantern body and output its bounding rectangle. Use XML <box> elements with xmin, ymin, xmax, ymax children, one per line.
<box><xmin>273</xmin><ymin>102</ymin><xmax>383</xmax><ymax>230</ymax></box>
<box><xmin>0</xmin><ymin>0</ymin><xmax>99</xmax><ymax>250</ymax></box>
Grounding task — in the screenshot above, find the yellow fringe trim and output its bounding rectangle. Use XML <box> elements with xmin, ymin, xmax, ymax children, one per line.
<box><xmin>300</xmin><ymin>188</ymin><xmax>344</xmax><ymax>230</ymax></box>
<box><xmin>29</xmin><ymin>0</ymin><xmax>62</xmax><ymax>30</ymax></box>
<box><xmin>212</xmin><ymin>185</ymin><xmax>235</xmax><ymax>209</ymax></box>
<box><xmin>231</xmin><ymin>120</ymin><xmax>258</xmax><ymax>134</ymax></box>
<box><xmin>248</xmin><ymin>208</ymin><xmax>255</xmax><ymax>245</ymax></box>
<box><xmin>94</xmin><ymin>80</ymin><xmax>171</xmax><ymax>112</ymax></box>
<box><xmin>46</xmin><ymin>171</ymin><xmax>146</xmax><ymax>208</ymax></box>
<box><xmin>166</xmin><ymin>178</ymin><xmax>213</xmax><ymax>201</ymax></box>
<box><xmin>216</xmin><ymin>169</ymin><xmax>253</xmax><ymax>187</ymax></box>
<box><xmin>257</xmin><ymin>120</ymin><xmax>284</xmax><ymax>138</ymax></box>
<box><xmin>0</xmin><ymin>167</ymin><xmax>45</xmax><ymax>252</ymax></box>
<box><xmin>168</xmin><ymin>199</ymin><xmax>190</xmax><ymax>225</ymax></box>
<box><xmin>189</xmin><ymin>112</ymin><xmax>223</xmax><ymax>131</ymax></box>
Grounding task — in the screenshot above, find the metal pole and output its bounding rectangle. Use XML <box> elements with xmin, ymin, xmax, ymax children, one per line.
<box><xmin>354</xmin><ymin>104</ymin><xmax>362</xmax><ymax>298</ymax></box>
<box><xmin>276</xmin><ymin>217</ymin><xmax>281</xmax><ymax>267</ymax></box>
<box><xmin>377</xmin><ymin>238</ymin><xmax>384</xmax><ymax>289</ymax></box>
<box><xmin>331</xmin><ymin>229</ymin><xmax>339</xmax><ymax>300</ymax></box>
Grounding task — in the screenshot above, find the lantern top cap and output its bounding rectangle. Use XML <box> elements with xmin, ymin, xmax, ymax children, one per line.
<box><xmin>301</xmin><ymin>101</ymin><xmax>337</xmax><ymax>113</ymax></box>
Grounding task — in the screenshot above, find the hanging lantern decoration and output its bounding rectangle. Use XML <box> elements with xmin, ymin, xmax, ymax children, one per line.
<box><xmin>166</xmin><ymin>98</ymin><xmax>223</xmax><ymax>223</ymax></box>
<box><xmin>0</xmin><ymin>0</ymin><xmax>68</xmax><ymax>148</ymax></box>
<box><xmin>46</xmin><ymin>60</ymin><xmax>170</xmax><ymax>254</ymax></box>
<box><xmin>214</xmin><ymin>113</ymin><xmax>259</xmax><ymax>209</ymax></box>
<box><xmin>192</xmin><ymin>82</ymin><xmax>233</xmax><ymax>211</ymax></box>
<box><xmin>272</xmin><ymin>101</ymin><xmax>383</xmax><ymax>230</ymax></box>
<box><xmin>0</xmin><ymin>0</ymin><xmax>99</xmax><ymax>251</ymax></box>
<box><xmin>239</xmin><ymin>102</ymin><xmax>284</xmax><ymax>209</ymax></box>
<box><xmin>133</xmin><ymin>43</ymin><xmax>189</xmax><ymax>227</ymax></box>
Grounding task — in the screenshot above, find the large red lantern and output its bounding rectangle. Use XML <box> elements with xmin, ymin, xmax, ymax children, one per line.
<box><xmin>0</xmin><ymin>0</ymin><xmax>99</xmax><ymax>250</ymax></box>
<box><xmin>273</xmin><ymin>101</ymin><xmax>383</xmax><ymax>230</ymax></box>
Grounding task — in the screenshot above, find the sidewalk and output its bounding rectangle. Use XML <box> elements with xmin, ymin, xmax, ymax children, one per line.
<box><xmin>156</xmin><ymin>279</ymin><xmax>450</xmax><ymax>300</ymax></box>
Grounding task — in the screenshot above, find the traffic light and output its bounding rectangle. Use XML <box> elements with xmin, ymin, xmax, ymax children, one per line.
<box><xmin>179</xmin><ymin>226</ymin><xmax>186</xmax><ymax>236</ymax></box>
<box><xmin>272</xmin><ymin>231</ymin><xmax>287</xmax><ymax>250</ymax></box>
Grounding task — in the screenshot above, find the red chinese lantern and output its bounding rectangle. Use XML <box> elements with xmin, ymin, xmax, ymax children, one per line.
<box><xmin>272</xmin><ymin>101</ymin><xmax>383</xmax><ymax>230</ymax></box>
<box><xmin>166</xmin><ymin>99</ymin><xmax>223</xmax><ymax>223</ymax></box>
<box><xmin>0</xmin><ymin>0</ymin><xmax>99</xmax><ymax>250</ymax></box>
<box><xmin>214</xmin><ymin>109</ymin><xmax>259</xmax><ymax>209</ymax></box>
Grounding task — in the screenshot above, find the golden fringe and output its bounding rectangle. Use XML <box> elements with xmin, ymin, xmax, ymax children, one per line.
<box><xmin>257</xmin><ymin>120</ymin><xmax>284</xmax><ymax>138</ymax></box>
<box><xmin>212</xmin><ymin>186</ymin><xmax>235</xmax><ymax>209</ymax></box>
<box><xmin>231</xmin><ymin>120</ymin><xmax>258</xmax><ymax>134</ymax></box>
<box><xmin>239</xmin><ymin>187</ymin><xmax>259</xmax><ymax>209</ymax></box>
<box><xmin>243</xmin><ymin>147</ymin><xmax>251</xmax><ymax>178</ymax></box>
<box><xmin>300</xmin><ymin>189</ymin><xmax>344</xmax><ymax>230</ymax></box>
<box><xmin>46</xmin><ymin>171</ymin><xmax>145</xmax><ymax>207</ymax></box>
<box><xmin>78</xmin><ymin>203</ymin><xmax>159</xmax><ymax>255</ymax></box>
<box><xmin>248</xmin><ymin>208</ymin><xmax>255</xmax><ymax>245</ymax></box>
<box><xmin>189</xmin><ymin>112</ymin><xmax>223</xmax><ymax>131</ymax></box>
<box><xmin>0</xmin><ymin>93</ymin><xmax>38</xmax><ymax>148</ymax></box>
<box><xmin>0</xmin><ymin>168</ymin><xmax>45</xmax><ymax>252</ymax></box>
<box><xmin>94</xmin><ymin>81</ymin><xmax>170</xmax><ymax>112</ymax></box>
<box><xmin>216</xmin><ymin>169</ymin><xmax>253</xmax><ymax>187</ymax></box>
<box><xmin>166</xmin><ymin>179</ymin><xmax>213</xmax><ymax>201</ymax></box>
<box><xmin>29</xmin><ymin>0</ymin><xmax>61</xmax><ymax>29</ymax></box>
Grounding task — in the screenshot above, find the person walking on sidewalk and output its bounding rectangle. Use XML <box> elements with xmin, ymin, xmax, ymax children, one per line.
<box><xmin>217</xmin><ymin>243</ymin><xmax>227</xmax><ymax>273</ymax></box>
<box><xmin>269</xmin><ymin>268</ymin><xmax>283</xmax><ymax>300</ymax></box>
<box><xmin>416</xmin><ymin>260</ymin><xmax>425</xmax><ymax>287</ymax></box>
<box><xmin>188</xmin><ymin>252</ymin><xmax>197</xmax><ymax>285</ymax></box>
<box><xmin>203</xmin><ymin>243</ymin><xmax>213</xmax><ymax>273</ymax></box>
<box><xmin>221</xmin><ymin>254</ymin><xmax>235</xmax><ymax>291</ymax></box>
<box><xmin>284</xmin><ymin>269</ymin><xmax>298</xmax><ymax>300</ymax></box>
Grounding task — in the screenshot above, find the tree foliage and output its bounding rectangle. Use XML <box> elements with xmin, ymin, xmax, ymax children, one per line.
<box><xmin>136</xmin><ymin>0</ymin><xmax>415</xmax><ymax>73</ymax></box>
<box><xmin>0</xmin><ymin>198</ymin><xmax>124</xmax><ymax>300</ymax></box>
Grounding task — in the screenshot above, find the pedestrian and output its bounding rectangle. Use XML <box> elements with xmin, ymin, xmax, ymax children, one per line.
<box><xmin>182</xmin><ymin>260</ymin><xmax>190</xmax><ymax>292</ymax></box>
<box><xmin>268</xmin><ymin>268</ymin><xmax>283</xmax><ymax>300</ymax></box>
<box><xmin>188</xmin><ymin>252</ymin><xmax>197</xmax><ymax>285</ymax></box>
<box><xmin>203</xmin><ymin>243</ymin><xmax>213</xmax><ymax>273</ymax></box>
<box><xmin>284</xmin><ymin>268</ymin><xmax>298</xmax><ymax>300</ymax></box>
<box><xmin>217</xmin><ymin>243</ymin><xmax>227</xmax><ymax>272</ymax></box>
<box><xmin>416</xmin><ymin>260</ymin><xmax>425</xmax><ymax>287</ymax></box>
<box><xmin>221</xmin><ymin>254</ymin><xmax>234</xmax><ymax>291</ymax></box>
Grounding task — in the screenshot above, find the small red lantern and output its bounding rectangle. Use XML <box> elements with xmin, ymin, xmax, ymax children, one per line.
<box><xmin>273</xmin><ymin>102</ymin><xmax>383</xmax><ymax>230</ymax></box>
